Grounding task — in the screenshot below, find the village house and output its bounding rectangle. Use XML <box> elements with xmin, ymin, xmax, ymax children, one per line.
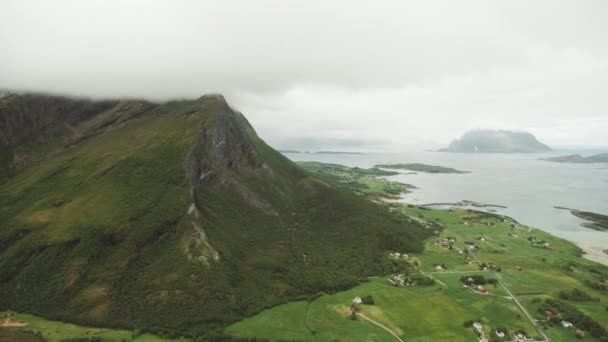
<box><xmin>545</xmin><ymin>310</ymin><xmax>555</xmax><ymax>318</ymax></box>
<box><xmin>495</xmin><ymin>330</ymin><xmax>505</xmax><ymax>338</ymax></box>
<box><xmin>560</xmin><ymin>321</ymin><xmax>573</xmax><ymax>328</ymax></box>
<box><xmin>575</xmin><ymin>329</ymin><xmax>585</xmax><ymax>337</ymax></box>
<box><xmin>352</xmin><ymin>296</ymin><xmax>362</xmax><ymax>305</ymax></box>
<box><xmin>514</xmin><ymin>332</ymin><xmax>532</xmax><ymax>341</ymax></box>
<box><xmin>476</xmin><ymin>285</ymin><xmax>488</xmax><ymax>294</ymax></box>
<box><xmin>387</xmin><ymin>275</ymin><xmax>403</xmax><ymax>286</ymax></box>
<box><xmin>473</xmin><ymin>322</ymin><xmax>483</xmax><ymax>333</ymax></box>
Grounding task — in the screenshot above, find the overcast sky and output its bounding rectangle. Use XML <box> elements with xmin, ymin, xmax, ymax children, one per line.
<box><xmin>1</xmin><ymin>0</ymin><xmax>607</xmax><ymax>150</ymax></box>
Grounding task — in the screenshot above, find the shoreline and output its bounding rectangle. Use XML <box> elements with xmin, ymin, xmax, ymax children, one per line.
<box><xmin>396</xmin><ymin>194</ymin><xmax>608</xmax><ymax>266</ymax></box>
<box><xmin>579</xmin><ymin>244</ymin><xmax>608</xmax><ymax>266</ymax></box>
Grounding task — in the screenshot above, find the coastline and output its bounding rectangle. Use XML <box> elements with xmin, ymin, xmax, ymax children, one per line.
<box><xmin>396</xmin><ymin>196</ymin><xmax>608</xmax><ymax>267</ymax></box>
<box><xmin>580</xmin><ymin>243</ymin><xmax>608</xmax><ymax>266</ymax></box>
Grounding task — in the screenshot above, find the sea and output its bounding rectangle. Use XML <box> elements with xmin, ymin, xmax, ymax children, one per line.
<box><xmin>283</xmin><ymin>150</ymin><xmax>608</xmax><ymax>265</ymax></box>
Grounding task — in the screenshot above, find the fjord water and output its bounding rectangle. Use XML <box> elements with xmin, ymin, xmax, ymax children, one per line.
<box><xmin>284</xmin><ymin>151</ymin><xmax>608</xmax><ymax>265</ymax></box>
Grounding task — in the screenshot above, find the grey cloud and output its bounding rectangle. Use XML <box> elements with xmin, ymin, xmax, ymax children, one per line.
<box><xmin>1</xmin><ymin>0</ymin><xmax>607</xmax><ymax>148</ymax></box>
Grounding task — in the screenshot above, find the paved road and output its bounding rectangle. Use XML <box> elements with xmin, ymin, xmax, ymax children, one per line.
<box><xmin>465</xmin><ymin>243</ymin><xmax>551</xmax><ymax>342</ymax></box>
<box><xmin>494</xmin><ymin>272</ymin><xmax>551</xmax><ymax>342</ymax></box>
<box><xmin>357</xmin><ymin>313</ymin><xmax>404</xmax><ymax>342</ymax></box>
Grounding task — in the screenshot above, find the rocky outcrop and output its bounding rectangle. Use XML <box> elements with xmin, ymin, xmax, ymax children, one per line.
<box><xmin>183</xmin><ymin>94</ymin><xmax>262</xmax><ymax>187</ymax></box>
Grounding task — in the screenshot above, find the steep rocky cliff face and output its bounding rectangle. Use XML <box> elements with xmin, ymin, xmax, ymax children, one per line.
<box><xmin>0</xmin><ymin>92</ymin><xmax>428</xmax><ymax>338</ymax></box>
<box><xmin>183</xmin><ymin>94</ymin><xmax>261</xmax><ymax>187</ymax></box>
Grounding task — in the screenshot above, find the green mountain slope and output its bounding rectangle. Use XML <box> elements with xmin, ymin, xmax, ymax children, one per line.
<box><xmin>0</xmin><ymin>93</ymin><xmax>429</xmax><ymax>338</ymax></box>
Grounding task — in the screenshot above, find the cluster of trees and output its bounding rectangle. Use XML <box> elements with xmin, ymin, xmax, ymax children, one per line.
<box><xmin>477</xmin><ymin>263</ymin><xmax>501</xmax><ymax>271</ymax></box>
<box><xmin>460</xmin><ymin>275</ymin><xmax>497</xmax><ymax>286</ymax></box>
<box><xmin>558</xmin><ymin>288</ymin><xmax>599</xmax><ymax>302</ymax></box>
<box><xmin>361</xmin><ymin>295</ymin><xmax>375</xmax><ymax>305</ymax></box>
<box><xmin>541</xmin><ymin>299</ymin><xmax>607</xmax><ymax>338</ymax></box>
<box><xmin>407</xmin><ymin>275</ymin><xmax>435</xmax><ymax>286</ymax></box>
<box><xmin>463</xmin><ymin>320</ymin><xmax>481</xmax><ymax>327</ymax></box>
<box><xmin>584</xmin><ymin>279</ymin><xmax>608</xmax><ymax>293</ymax></box>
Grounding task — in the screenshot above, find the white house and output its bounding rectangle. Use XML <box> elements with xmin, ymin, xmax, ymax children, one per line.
<box><xmin>353</xmin><ymin>296</ymin><xmax>362</xmax><ymax>304</ymax></box>
<box><xmin>561</xmin><ymin>321</ymin><xmax>573</xmax><ymax>328</ymax></box>
<box><xmin>473</xmin><ymin>322</ymin><xmax>482</xmax><ymax>332</ymax></box>
<box><xmin>495</xmin><ymin>330</ymin><xmax>505</xmax><ymax>338</ymax></box>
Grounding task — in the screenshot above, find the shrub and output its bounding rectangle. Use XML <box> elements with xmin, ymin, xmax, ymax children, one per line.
<box><xmin>362</xmin><ymin>295</ymin><xmax>375</xmax><ymax>305</ymax></box>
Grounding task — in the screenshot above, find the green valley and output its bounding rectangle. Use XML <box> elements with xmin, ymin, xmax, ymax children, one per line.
<box><xmin>227</xmin><ymin>163</ymin><xmax>608</xmax><ymax>342</ymax></box>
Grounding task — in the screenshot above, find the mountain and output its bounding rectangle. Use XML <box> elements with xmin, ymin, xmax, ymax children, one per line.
<box><xmin>542</xmin><ymin>153</ymin><xmax>608</xmax><ymax>164</ymax></box>
<box><xmin>0</xmin><ymin>93</ymin><xmax>428</xmax><ymax>338</ymax></box>
<box><xmin>439</xmin><ymin>129</ymin><xmax>552</xmax><ymax>153</ymax></box>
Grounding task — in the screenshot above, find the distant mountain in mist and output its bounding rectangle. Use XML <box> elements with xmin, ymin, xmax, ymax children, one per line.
<box><xmin>439</xmin><ymin>129</ymin><xmax>552</xmax><ymax>153</ymax></box>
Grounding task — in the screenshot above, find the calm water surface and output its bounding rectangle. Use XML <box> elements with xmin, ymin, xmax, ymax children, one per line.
<box><xmin>285</xmin><ymin>151</ymin><xmax>608</xmax><ymax>265</ymax></box>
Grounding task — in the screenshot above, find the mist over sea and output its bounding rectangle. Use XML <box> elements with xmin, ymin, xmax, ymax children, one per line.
<box><xmin>284</xmin><ymin>150</ymin><xmax>608</xmax><ymax>265</ymax></box>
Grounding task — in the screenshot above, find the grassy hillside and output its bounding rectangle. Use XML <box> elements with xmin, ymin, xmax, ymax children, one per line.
<box><xmin>0</xmin><ymin>94</ymin><xmax>429</xmax><ymax>339</ymax></box>
<box><xmin>227</xmin><ymin>163</ymin><xmax>607</xmax><ymax>341</ymax></box>
<box><xmin>227</xmin><ymin>207</ymin><xmax>608</xmax><ymax>341</ymax></box>
<box><xmin>1</xmin><ymin>311</ymin><xmax>190</xmax><ymax>342</ymax></box>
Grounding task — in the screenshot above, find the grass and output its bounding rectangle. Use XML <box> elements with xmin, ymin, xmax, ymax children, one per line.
<box><xmin>374</xmin><ymin>163</ymin><xmax>469</xmax><ymax>174</ymax></box>
<box><xmin>0</xmin><ymin>97</ymin><xmax>430</xmax><ymax>338</ymax></box>
<box><xmin>226</xmin><ymin>163</ymin><xmax>608</xmax><ymax>341</ymax></box>
<box><xmin>227</xmin><ymin>275</ymin><xmax>536</xmax><ymax>341</ymax></box>
<box><xmin>0</xmin><ymin>311</ymin><xmax>190</xmax><ymax>342</ymax></box>
<box><xmin>296</xmin><ymin>161</ymin><xmax>414</xmax><ymax>200</ymax></box>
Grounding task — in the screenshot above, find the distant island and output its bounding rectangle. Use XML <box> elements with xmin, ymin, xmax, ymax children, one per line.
<box><xmin>542</xmin><ymin>153</ymin><xmax>608</xmax><ymax>164</ymax></box>
<box><xmin>278</xmin><ymin>150</ymin><xmax>365</xmax><ymax>155</ymax></box>
<box><xmin>374</xmin><ymin>163</ymin><xmax>469</xmax><ymax>174</ymax></box>
<box><xmin>439</xmin><ymin>129</ymin><xmax>552</xmax><ymax>153</ymax></box>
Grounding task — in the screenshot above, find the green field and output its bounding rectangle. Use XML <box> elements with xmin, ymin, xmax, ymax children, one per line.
<box><xmin>226</xmin><ymin>164</ymin><xmax>608</xmax><ymax>342</ymax></box>
<box><xmin>0</xmin><ymin>311</ymin><xmax>190</xmax><ymax>342</ymax></box>
<box><xmin>373</xmin><ymin>163</ymin><xmax>469</xmax><ymax>174</ymax></box>
<box><xmin>296</xmin><ymin>161</ymin><xmax>414</xmax><ymax>200</ymax></box>
<box><xmin>226</xmin><ymin>208</ymin><xmax>608</xmax><ymax>341</ymax></box>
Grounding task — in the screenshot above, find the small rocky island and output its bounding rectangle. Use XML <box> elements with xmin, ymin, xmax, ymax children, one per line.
<box><xmin>374</xmin><ymin>163</ymin><xmax>469</xmax><ymax>174</ymax></box>
<box><xmin>542</xmin><ymin>153</ymin><xmax>608</xmax><ymax>164</ymax></box>
<box><xmin>439</xmin><ymin>129</ymin><xmax>552</xmax><ymax>153</ymax></box>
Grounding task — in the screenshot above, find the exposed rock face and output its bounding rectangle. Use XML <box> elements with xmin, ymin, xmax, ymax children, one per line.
<box><xmin>183</xmin><ymin>94</ymin><xmax>262</xmax><ymax>187</ymax></box>
<box><xmin>440</xmin><ymin>129</ymin><xmax>551</xmax><ymax>153</ymax></box>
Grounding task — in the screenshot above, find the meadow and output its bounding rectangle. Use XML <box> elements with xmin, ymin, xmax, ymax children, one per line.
<box><xmin>226</xmin><ymin>164</ymin><xmax>608</xmax><ymax>341</ymax></box>
<box><xmin>0</xmin><ymin>311</ymin><xmax>190</xmax><ymax>342</ymax></box>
